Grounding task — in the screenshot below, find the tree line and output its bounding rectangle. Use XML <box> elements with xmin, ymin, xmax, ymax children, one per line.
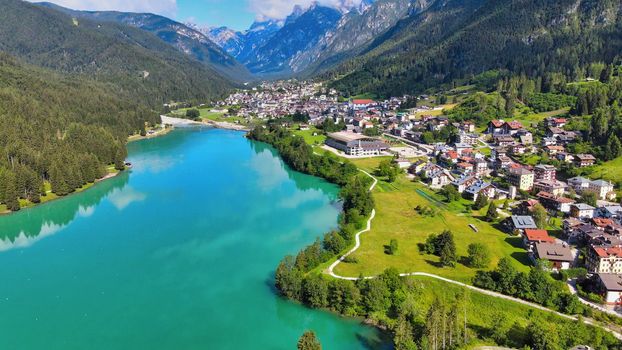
<box><xmin>0</xmin><ymin>53</ymin><xmax>159</xmax><ymax>211</ymax></box>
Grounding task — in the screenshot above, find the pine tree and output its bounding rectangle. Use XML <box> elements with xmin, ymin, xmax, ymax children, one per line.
<box><xmin>297</xmin><ymin>331</ymin><xmax>322</xmax><ymax>350</ymax></box>
<box><xmin>3</xmin><ymin>171</ymin><xmax>20</xmax><ymax>212</ymax></box>
<box><xmin>606</xmin><ymin>135</ymin><xmax>622</xmax><ymax>160</ymax></box>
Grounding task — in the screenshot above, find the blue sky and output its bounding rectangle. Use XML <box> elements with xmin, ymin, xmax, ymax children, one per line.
<box><xmin>29</xmin><ymin>0</ymin><xmax>360</xmax><ymax>31</ymax></box>
<box><xmin>177</xmin><ymin>0</ymin><xmax>254</xmax><ymax>30</ymax></box>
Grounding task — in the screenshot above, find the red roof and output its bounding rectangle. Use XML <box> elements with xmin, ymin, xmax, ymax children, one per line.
<box><xmin>524</xmin><ymin>229</ymin><xmax>555</xmax><ymax>243</ymax></box>
<box><xmin>553</xmin><ymin>118</ymin><xmax>567</xmax><ymax>123</ymax></box>
<box><xmin>594</xmin><ymin>246</ymin><xmax>622</xmax><ymax>258</ymax></box>
<box><xmin>490</xmin><ymin>120</ymin><xmax>504</xmax><ymax>127</ymax></box>
<box><xmin>446</xmin><ymin>151</ymin><xmax>458</xmax><ymax>159</ymax></box>
<box><xmin>592</xmin><ymin>218</ymin><xmax>614</xmax><ymax>227</ymax></box>
<box><xmin>352</xmin><ymin>99</ymin><xmax>375</xmax><ymax>105</ymax></box>
<box><xmin>505</xmin><ymin>121</ymin><xmax>523</xmax><ymax>129</ymax></box>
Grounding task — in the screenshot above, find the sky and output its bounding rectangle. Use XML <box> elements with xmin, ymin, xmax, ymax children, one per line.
<box><xmin>30</xmin><ymin>0</ymin><xmax>364</xmax><ymax>31</ymax></box>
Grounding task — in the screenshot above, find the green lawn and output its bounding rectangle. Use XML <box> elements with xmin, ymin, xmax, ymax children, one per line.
<box><xmin>292</xmin><ymin>126</ymin><xmax>326</xmax><ymax>146</ymax></box>
<box><xmin>333</xmin><ymin>175</ymin><xmax>530</xmax><ymax>283</ymax></box>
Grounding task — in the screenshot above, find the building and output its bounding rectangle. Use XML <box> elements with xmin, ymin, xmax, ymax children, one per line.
<box><xmin>574</xmin><ymin>154</ymin><xmax>596</xmax><ymax>167</ymax></box>
<box><xmin>464</xmin><ymin>180</ymin><xmax>495</xmax><ymax>202</ymax></box>
<box><xmin>534</xmin><ymin>164</ymin><xmax>556</xmax><ymax>181</ymax></box>
<box><xmin>599</xmin><ymin>205</ymin><xmax>622</xmax><ymax>220</ymax></box>
<box><xmin>532</xmin><ymin>242</ymin><xmax>574</xmax><ymax>271</ymax></box>
<box><xmin>533</xmin><ymin>179</ymin><xmax>567</xmax><ymax>197</ymax></box>
<box><xmin>586</xmin><ymin>246</ymin><xmax>622</xmax><ymax>274</ymax></box>
<box><xmin>487</xmin><ymin>120</ymin><xmax>504</xmax><ymax>134</ymax></box>
<box><xmin>325</xmin><ymin>132</ymin><xmax>389</xmax><ymax>156</ymax></box>
<box><xmin>570</xmin><ymin>203</ymin><xmax>596</xmax><ymax>219</ymax></box>
<box><xmin>507</xmin><ymin>215</ymin><xmax>538</xmax><ymax>233</ymax></box>
<box><xmin>507</xmin><ymin>167</ymin><xmax>535</xmax><ymax>191</ymax></box>
<box><xmin>503</xmin><ymin>121</ymin><xmax>524</xmax><ymax>135</ymax></box>
<box><xmin>589</xmin><ymin>179</ymin><xmax>615</xmax><ymax>200</ymax></box>
<box><xmin>536</xmin><ymin>191</ymin><xmax>575</xmax><ymax>213</ymax></box>
<box><xmin>596</xmin><ymin>274</ymin><xmax>622</xmax><ymax>305</ymax></box>
<box><xmin>351</xmin><ymin>99</ymin><xmax>375</xmax><ymax>110</ymax></box>
<box><xmin>568</xmin><ymin>177</ymin><xmax>591</xmax><ymax>193</ymax></box>
<box><xmin>458</xmin><ymin>132</ymin><xmax>479</xmax><ymax>145</ymax></box>
<box><xmin>523</xmin><ymin>229</ymin><xmax>556</xmax><ymax>249</ymax></box>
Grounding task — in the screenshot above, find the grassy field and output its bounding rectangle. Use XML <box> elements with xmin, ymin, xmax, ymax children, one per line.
<box><xmin>333</xmin><ymin>173</ymin><xmax>530</xmax><ymax>283</ymax></box>
<box><xmin>592</xmin><ymin>157</ymin><xmax>622</xmax><ymax>185</ymax></box>
<box><xmin>513</xmin><ymin>108</ymin><xmax>570</xmax><ymax>130</ymax></box>
<box><xmin>292</xmin><ymin>126</ymin><xmax>326</xmax><ymax>146</ymax></box>
<box><xmin>171</xmin><ymin>106</ymin><xmax>246</xmax><ymax>124</ymax></box>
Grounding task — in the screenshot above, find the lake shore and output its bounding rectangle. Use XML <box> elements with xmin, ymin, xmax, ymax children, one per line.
<box><xmin>160</xmin><ymin>115</ymin><xmax>250</xmax><ymax>132</ymax></box>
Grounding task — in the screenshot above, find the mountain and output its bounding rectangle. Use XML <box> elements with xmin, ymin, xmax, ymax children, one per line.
<box><xmin>327</xmin><ymin>0</ymin><xmax>622</xmax><ymax>96</ymax></box>
<box><xmin>243</xmin><ymin>5</ymin><xmax>343</xmax><ymax>77</ymax></box>
<box><xmin>206</xmin><ymin>19</ymin><xmax>283</xmax><ymax>65</ymax></box>
<box><xmin>300</xmin><ymin>0</ymin><xmax>419</xmax><ymax>76</ymax></box>
<box><xmin>0</xmin><ymin>0</ymin><xmax>232</xmax><ymax>106</ymax></box>
<box><xmin>36</xmin><ymin>2</ymin><xmax>252</xmax><ymax>82</ymax></box>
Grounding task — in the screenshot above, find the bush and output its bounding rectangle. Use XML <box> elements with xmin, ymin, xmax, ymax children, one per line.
<box><xmin>386</xmin><ymin>239</ymin><xmax>398</xmax><ymax>255</ymax></box>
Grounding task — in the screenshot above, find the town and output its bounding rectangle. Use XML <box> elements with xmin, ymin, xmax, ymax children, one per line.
<box><xmin>208</xmin><ymin>79</ymin><xmax>622</xmax><ymax>313</ymax></box>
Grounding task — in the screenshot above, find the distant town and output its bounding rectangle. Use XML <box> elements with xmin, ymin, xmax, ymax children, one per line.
<box><xmin>200</xmin><ymin>79</ymin><xmax>622</xmax><ymax>310</ymax></box>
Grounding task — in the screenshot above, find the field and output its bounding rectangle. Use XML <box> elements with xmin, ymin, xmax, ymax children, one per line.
<box><xmin>170</xmin><ymin>106</ymin><xmax>247</xmax><ymax>124</ymax></box>
<box><xmin>513</xmin><ymin>107</ymin><xmax>570</xmax><ymax>130</ymax></box>
<box><xmin>292</xmin><ymin>126</ymin><xmax>326</xmax><ymax>146</ymax></box>
<box><xmin>592</xmin><ymin>157</ymin><xmax>622</xmax><ymax>185</ymax></box>
<box><xmin>332</xmin><ymin>171</ymin><xmax>530</xmax><ymax>283</ymax></box>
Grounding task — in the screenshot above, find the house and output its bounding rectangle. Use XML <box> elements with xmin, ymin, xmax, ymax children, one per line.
<box><xmin>523</xmin><ymin>229</ymin><xmax>556</xmax><ymax>249</ymax></box>
<box><xmin>537</xmin><ymin>191</ymin><xmax>575</xmax><ymax>213</ymax></box>
<box><xmin>534</xmin><ymin>164</ymin><xmax>556</xmax><ymax>181</ymax></box>
<box><xmin>428</xmin><ymin>169</ymin><xmax>455</xmax><ymax>189</ymax></box>
<box><xmin>474</xmin><ymin>159</ymin><xmax>488</xmax><ymax>176</ymax></box>
<box><xmin>546</xmin><ymin>117</ymin><xmax>567</xmax><ymax>128</ymax></box>
<box><xmin>545</xmin><ymin>145</ymin><xmax>565</xmax><ymax>155</ymax></box>
<box><xmin>452</xmin><ymin>175</ymin><xmax>478</xmax><ymax>193</ymax></box>
<box><xmin>533</xmin><ymin>180</ymin><xmax>567</xmax><ymax>197</ymax></box>
<box><xmin>487</xmin><ymin>120</ymin><xmax>504</xmax><ymax>134</ymax></box>
<box><xmin>574</xmin><ymin>154</ymin><xmax>596</xmax><ymax>167</ymax></box>
<box><xmin>568</xmin><ymin>177</ymin><xmax>591</xmax><ymax>193</ymax></box>
<box><xmin>495</xmin><ymin>155</ymin><xmax>512</xmax><ymax>170</ymax></box>
<box><xmin>556</xmin><ymin>152</ymin><xmax>574</xmax><ymax>163</ymax></box>
<box><xmin>589</xmin><ymin>179</ymin><xmax>616</xmax><ymax>200</ymax></box>
<box><xmin>586</xmin><ymin>246</ymin><xmax>622</xmax><ymax>274</ymax></box>
<box><xmin>532</xmin><ymin>242</ymin><xmax>574</xmax><ymax>271</ymax></box>
<box><xmin>596</xmin><ymin>274</ymin><xmax>622</xmax><ymax>305</ymax></box>
<box><xmin>408</xmin><ymin>160</ymin><xmax>428</xmax><ymax>175</ymax></box>
<box><xmin>507</xmin><ymin>167</ymin><xmax>535</xmax><ymax>191</ymax></box>
<box><xmin>507</xmin><ymin>215</ymin><xmax>538</xmax><ymax>233</ymax></box>
<box><xmin>503</xmin><ymin>121</ymin><xmax>524</xmax><ymax>135</ymax></box>
<box><xmin>351</xmin><ymin>99</ymin><xmax>375</xmax><ymax>110</ymax></box>
<box><xmin>562</xmin><ymin>218</ymin><xmax>583</xmax><ymax>242</ymax></box>
<box><xmin>494</xmin><ymin>134</ymin><xmax>515</xmax><ymax>146</ymax></box>
<box><xmin>570</xmin><ymin>203</ymin><xmax>596</xmax><ymax>219</ymax></box>
<box><xmin>458</xmin><ymin>132</ymin><xmax>479</xmax><ymax>145</ymax></box>
<box><xmin>464</xmin><ymin>180</ymin><xmax>495</xmax><ymax>201</ymax></box>
<box><xmin>325</xmin><ymin>132</ymin><xmax>389</xmax><ymax>156</ymax></box>
<box><xmin>599</xmin><ymin>205</ymin><xmax>622</xmax><ymax>220</ymax></box>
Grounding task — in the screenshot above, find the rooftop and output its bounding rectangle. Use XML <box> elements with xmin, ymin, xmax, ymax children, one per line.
<box><xmin>597</xmin><ymin>273</ymin><xmax>622</xmax><ymax>291</ymax></box>
<box><xmin>534</xmin><ymin>242</ymin><xmax>573</xmax><ymax>262</ymax></box>
<box><xmin>511</xmin><ymin>215</ymin><xmax>538</xmax><ymax>229</ymax></box>
<box><xmin>524</xmin><ymin>229</ymin><xmax>555</xmax><ymax>243</ymax></box>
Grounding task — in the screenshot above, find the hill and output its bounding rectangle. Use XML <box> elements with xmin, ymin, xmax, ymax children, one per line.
<box><xmin>0</xmin><ymin>53</ymin><xmax>159</xmax><ymax>211</ymax></box>
<box><xmin>326</xmin><ymin>0</ymin><xmax>622</xmax><ymax>97</ymax></box>
<box><xmin>36</xmin><ymin>2</ymin><xmax>253</xmax><ymax>82</ymax></box>
<box><xmin>0</xmin><ymin>0</ymin><xmax>232</xmax><ymax>106</ymax></box>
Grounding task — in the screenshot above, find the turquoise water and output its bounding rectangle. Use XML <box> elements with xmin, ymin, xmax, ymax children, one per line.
<box><xmin>0</xmin><ymin>128</ymin><xmax>388</xmax><ymax>349</ymax></box>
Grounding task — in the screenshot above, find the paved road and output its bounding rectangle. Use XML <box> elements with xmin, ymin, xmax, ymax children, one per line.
<box><xmin>325</xmin><ymin>171</ymin><xmax>622</xmax><ymax>340</ymax></box>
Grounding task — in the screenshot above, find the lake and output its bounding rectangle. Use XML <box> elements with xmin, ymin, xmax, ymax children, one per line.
<box><xmin>0</xmin><ymin>127</ymin><xmax>389</xmax><ymax>349</ymax></box>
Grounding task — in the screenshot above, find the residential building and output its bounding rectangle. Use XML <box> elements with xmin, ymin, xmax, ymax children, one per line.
<box><xmin>507</xmin><ymin>215</ymin><xmax>538</xmax><ymax>233</ymax></box>
<box><xmin>574</xmin><ymin>154</ymin><xmax>596</xmax><ymax>167</ymax></box>
<box><xmin>589</xmin><ymin>179</ymin><xmax>615</xmax><ymax>200</ymax></box>
<box><xmin>507</xmin><ymin>167</ymin><xmax>535</xmax><ymax>191</ymax></box>
<box><xmin>570</xmin><ymin>203</ymin><xmax>596</xmax><ymax>219</ymax></box>
<box><xmin>586</xmin><ymin>246</ymin><xmax>622</xmax><ymax>274</ymax></box>
<box><xmin>534</xmin><ymin>164</ymin><xmax>556</xmax><ymax>181</ymax></box>
<box><xmin>533</xmin><ymin>179</ymin><xmax>567</xmax><ymax>197</ymax></box>
<box><xmin>522</xmin><ymin>229</ymin><xmax>555</xmax><ymax>249</ymax></box>
<box><xmin>532</xmin><ymin>242</ymin><xmax>574</xmax><ymax>271</ymax></box>
<box><xmin>596</xmin><ymin>274</ymin><xmax>622</xmax><ymax>305</ymax></box>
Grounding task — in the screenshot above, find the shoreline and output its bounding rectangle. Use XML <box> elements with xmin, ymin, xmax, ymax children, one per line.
<box><xmin>161</xmin><ymin>115</ymin><xmax>250</xmax><ymax>132</ymax></box>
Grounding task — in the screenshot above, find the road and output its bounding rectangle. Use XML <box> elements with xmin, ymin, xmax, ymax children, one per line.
<box><xmin>325</xmin><ymin>171</ymin><xmax>622</xmax><ymax>340</ymax></box>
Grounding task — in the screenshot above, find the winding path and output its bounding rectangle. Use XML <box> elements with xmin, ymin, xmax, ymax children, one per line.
<box><xmin>325</xmin><ymin>170</ymin><xmax>622</xmax><ymax>340</ymax></box>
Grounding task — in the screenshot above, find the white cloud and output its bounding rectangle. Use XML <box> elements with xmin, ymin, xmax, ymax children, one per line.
<box><xmin>249</xmin><ymin>0</ymin><xmax>363</xmax><ymax>20</ymax></box>
<box><xmin>28</xmin><ymin>0</ymin><xmax>178</xmax><ymax>17</ymax></box>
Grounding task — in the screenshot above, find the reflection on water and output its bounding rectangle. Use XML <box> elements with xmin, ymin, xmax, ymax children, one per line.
<box><xmin>0</xmin><ymin>172</ymin><xmax>130</xmax><ymax>251</ymax></box>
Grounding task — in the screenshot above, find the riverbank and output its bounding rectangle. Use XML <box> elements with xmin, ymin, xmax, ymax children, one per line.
<box><xmin>127</xmin><ymin>124</ymin><xmax>173</xmax><ymax>143</ymax></box>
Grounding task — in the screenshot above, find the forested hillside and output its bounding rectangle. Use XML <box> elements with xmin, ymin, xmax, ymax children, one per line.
<box><xmin>0</xmin><ymin>54</ymin><xmax>159</xmax><ymax>211</ymax></box>
<box><xmin>0</xmin><ymin>0</ymin><xmax>232</xmax><ymax>106</ymax></box>
<box><xmin>327</xmin><ymin>0</ymin><xmax>622</xmax><ymax>97</ymax></box>
<box><xmin>36</xmin><ymin>2</ymin><xmax>254</xmax><ymax>82</ymax></box>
